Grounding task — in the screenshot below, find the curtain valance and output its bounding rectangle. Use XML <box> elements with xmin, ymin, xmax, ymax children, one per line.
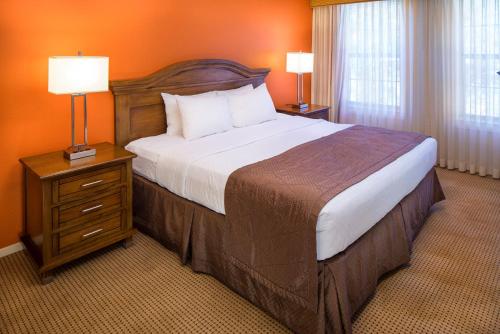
<box><xmin>311</xmin><ymin>0</ymin><xmax>380</xmax><ymax>7</ymax></box>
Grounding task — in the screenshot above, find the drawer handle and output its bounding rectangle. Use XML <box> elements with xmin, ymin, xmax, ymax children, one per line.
<box><xmin>82</xmin><ymin>229</ymin><xmax>103</xmax><ymax>238</ymax></box>
<box><xmin>81</xmin><ymin>179</ymin><xmax>103</xmax><ymax>188</ymax></box>
<box><xmin>81</xmin><ymin>204</ymin><xmax>103</xmax><ymax>213</ymax></box>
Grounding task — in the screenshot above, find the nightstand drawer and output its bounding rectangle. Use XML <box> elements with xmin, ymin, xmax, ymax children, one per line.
<box><xmin>306</xmin><ymin>111</ymin><xmax>329</xmax><ymax>121</ymax></box>
<box><xmin>59</xmin><ymin>212</ymin><xmax>123</xmax><ymax>251</ymax></box>
<box><xmin>57</xmin><ymin>165</ymin><xmax>123</xmax><ymax>202</ymax></box>
<box><xmin>58</xmin><ymin>190</ymin><xmax>123</xmax><ymax>226</ymax></box>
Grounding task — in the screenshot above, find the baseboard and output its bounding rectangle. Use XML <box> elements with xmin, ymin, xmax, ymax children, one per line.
<box><xmin>0</xmin><ymin>242</ymin><xmax>24</xmax><ymax>258</ymax></box>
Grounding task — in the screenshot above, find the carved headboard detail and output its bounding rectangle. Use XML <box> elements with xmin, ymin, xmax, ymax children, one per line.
<box><xmin>110</xmin><ymin>59</ymin><xmax>271</xmax><ymax>146</ymax></box>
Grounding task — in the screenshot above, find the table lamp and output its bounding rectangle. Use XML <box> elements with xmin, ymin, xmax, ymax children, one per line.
<box><xmin>286</xmin><ymin>51</ymin><xmax>314</xmax><ymax>110</ymax></box>
<box><xmin>48</xmin><ymin>53</ymin><xmax>109</xmax><ymax>160</ymax></box>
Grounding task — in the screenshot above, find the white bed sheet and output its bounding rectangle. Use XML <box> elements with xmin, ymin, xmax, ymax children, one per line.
<box><xmin>127</xmin><ymin>114</ymin><xmax>437</xmax><ymax>260</ymax></box>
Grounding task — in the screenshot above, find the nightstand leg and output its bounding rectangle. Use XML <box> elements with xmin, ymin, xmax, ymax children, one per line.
<box><xmin>122</xmin><ymin>236</ymin><xmax>134</xmax><ymax>249</ymax></box>
<box><xmin>40</xmin><ymin>271</ymin><xmax>54</xmax><ymax>285</ymax></box>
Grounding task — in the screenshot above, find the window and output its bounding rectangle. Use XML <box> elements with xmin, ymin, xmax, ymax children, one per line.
<box><xmin>313</xmin><ymin>0</ymin><xmax>499</xmax><ymax>177</ymax></box>
<box><xmin>463</xmin><ymin>0</ymin><xmax>500</xmax><ymax>119</ymax></box>
<box><xmin>343</xmin><ymin>1</ymin><xmax>402</xmax><ymax>109</ymax></box>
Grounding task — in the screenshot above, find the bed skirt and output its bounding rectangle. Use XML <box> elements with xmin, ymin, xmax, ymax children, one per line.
<box><xmin>132</xmin><ymin>169</ymin><xmax>444</xmax><ymax>334</ymax></box>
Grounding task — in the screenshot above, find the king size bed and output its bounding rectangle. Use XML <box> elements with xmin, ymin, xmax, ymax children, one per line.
<box><xmin>110</xmin><ymin>59</ymin><xmax>444</xmax><ymax>334</ymax></box>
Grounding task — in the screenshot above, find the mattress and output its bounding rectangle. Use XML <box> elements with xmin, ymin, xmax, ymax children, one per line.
<box><xmin>126</xmin><ymin>114</ymin><xmax>437</xmax><ymax>260</ymax></box>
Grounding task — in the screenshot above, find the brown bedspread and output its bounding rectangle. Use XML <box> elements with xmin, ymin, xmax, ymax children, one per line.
<box><xmin>133</xmin><ymin>169</ymin><xmax>444</xmax><ymax>333</ymax></box>
<box><xmin>224</xmin><ymin>125</ymin><xmax>428</xmax><ymax>313</ymax></box>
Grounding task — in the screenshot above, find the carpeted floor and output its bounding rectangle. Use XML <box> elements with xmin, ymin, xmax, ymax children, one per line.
<box><xmin>0</xmin><ymin>168</ymin><xmax>498</xmax><ymax>333</ymax></box>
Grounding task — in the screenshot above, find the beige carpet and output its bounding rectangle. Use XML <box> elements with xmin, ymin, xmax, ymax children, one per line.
<box><xmin>0</xmin><ymin>168</ymin><xmax>498</xmax><ymax>334</ymax></box>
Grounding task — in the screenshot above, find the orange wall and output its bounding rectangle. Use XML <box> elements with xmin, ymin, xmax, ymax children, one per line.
<box><xmin>0</xmin><ymin>0</ymin><xmax>312</xmax><ymax>248</ymax></box>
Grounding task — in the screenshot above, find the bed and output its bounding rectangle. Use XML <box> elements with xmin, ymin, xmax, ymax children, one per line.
<box><xmin>110</xmin><ymin>59</ymin><xmax>445</xmax><ymax>334</ymax></box>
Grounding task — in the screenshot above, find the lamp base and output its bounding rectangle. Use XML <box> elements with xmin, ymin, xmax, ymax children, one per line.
<box><xmin>64</xmin><ymin>145</ymin><xmax>96</xmax><ymax>160</ymax></box>
<box><xmin>289</xmin><ymin>102</ymin><xmax>309</xmax><ymax>110</ymax></box>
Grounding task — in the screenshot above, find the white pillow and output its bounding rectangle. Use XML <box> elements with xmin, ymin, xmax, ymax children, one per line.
<box><xmin>161</xmin><ymin>91</ymin><xmax>215</xmax><ymax>136</ymax></box>
<box><xmin>177</xmin><ymin>95</ymin><xmax>233</xmax><ymax>140</ymax></box>
<box><xmin>215</xmin><ymin>84</ymin><xmax>253</xmax><ymax>96</ymax></box>
<box><xmin>227</xmin><ymin>83</ymin><xmax>277</xmax><ymax>127</ymax></box>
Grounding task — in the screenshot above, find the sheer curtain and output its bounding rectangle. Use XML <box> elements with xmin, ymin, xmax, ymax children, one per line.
<box><xmin>437</xmin><ymin>0</ymin><xmax>500</xmax><ymax>177</ymax></box>
<box><xmin>312</xmin><ymin>0</ymin><xmax>500</xmax><ymax>178</ymax></box>
<box><xmin>338</xmin><ymin>0</ymin><xmax>404</xmax><ymax>130</ymax></box>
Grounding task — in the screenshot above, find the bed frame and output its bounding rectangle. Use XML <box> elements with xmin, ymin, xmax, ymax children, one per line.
<box><xmin>110</xmin><ymin>59</ymin><xmax>270</xmax><ymax>146</ymax></box>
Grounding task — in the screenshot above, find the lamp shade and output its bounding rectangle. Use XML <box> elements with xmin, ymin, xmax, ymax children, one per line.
<box><xmin>48</xmin><ymin>56</ymin><xmax>109</xmax><ymax>94</ymax></box>
<box><xmin>286</xmin><ymin>52</ymin><xmax>314</xmax><ymax>74</ymax></box>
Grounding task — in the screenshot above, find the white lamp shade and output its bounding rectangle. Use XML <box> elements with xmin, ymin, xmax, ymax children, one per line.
<box><xmin>286</xmin><ymin>52</ymin><xmax>314</xmax><ymax>74</ymax></box>
<box><xmin>48</xmin><ymin>56</ymin><xmax>109</xmax><ymax>94</ymax></box>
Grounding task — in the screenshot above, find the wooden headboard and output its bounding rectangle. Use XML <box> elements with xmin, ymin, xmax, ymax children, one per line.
<box><xmin>110</xmin><ymin>59</ymin><xmax>271</xmax><ymax>146</ymax></box>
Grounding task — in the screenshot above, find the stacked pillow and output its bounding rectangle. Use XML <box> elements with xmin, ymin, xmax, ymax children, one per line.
<box><xmin>214</xmin><ymin>84</ymin><xmax>253</xmax><ymax>97</ymax></box>
<box><xmin>161</xmin><ymin>90</ymin><xmax>214</xmax><ymax>137</ymax></box>
<box><xmin>176</xmin><ymin>95</ymin><xmax>232</xmax><ymax>140</ymax></box>
<box><xmin>227</xmin><ymin>83</ymin><xmax>277</xmax><ymax>128</ymax></box>
<box><xmin>161</xmin><ymin>83</ymin><xmax>277</xmax><ymax>140</ymax></box>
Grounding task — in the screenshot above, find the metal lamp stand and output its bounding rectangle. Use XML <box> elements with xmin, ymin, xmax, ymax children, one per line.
<box><xmin>290</xmin><ymin>72</ymin><xmax>308</xmax><ymax>110</ymax></box>
<box><xmin>63</xmin><ymin>93</ymin><xmax>96</xmax><ymax>160</ymax></box>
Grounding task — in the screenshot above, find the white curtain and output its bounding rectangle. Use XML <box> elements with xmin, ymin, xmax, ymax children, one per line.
<box><xmin>312</xmin><ymin>0</ymin><xmax>500</xmax><ymax>179</ymax></box>
<box><xmin>433</xmin><ymin>0</ymin><xmax>500</xmax><ymax>177</ymax></box>
<box><xmin>338</xmin><ymin>0</ymin><xmax>404</xmax><ymax>129</ymax></box>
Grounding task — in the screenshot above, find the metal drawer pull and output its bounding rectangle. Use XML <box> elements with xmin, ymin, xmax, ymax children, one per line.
<box><xmin>82</xmin><ymin>229</ymin><xmax>103</xmax><ymax>238</ymax></box>
<box><xmin>81</xmin><ymin>179</ymin><xmax>103</xmax><ymax>188</ymax></box>
<box><xmin>81</xmin><ymin>204</ymin><xmax>103</xmax><ymax>213</ymax></box>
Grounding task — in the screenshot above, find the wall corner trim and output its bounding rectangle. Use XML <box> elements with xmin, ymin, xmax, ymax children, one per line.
<box><xmin>0</xmin><ymin>242</ymin><xmax>24</xmax><ymax>258</ymax></box>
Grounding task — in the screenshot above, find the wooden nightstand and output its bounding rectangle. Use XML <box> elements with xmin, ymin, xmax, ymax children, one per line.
<box><xmin>276</xmin><ymin>104</ymin><xmax>330</xmax><ymax>121</ymax></box>
<box><xmin>19</xmin><ymin>142</ymin><xmax>136</xmax><ymax>284</ymax></box>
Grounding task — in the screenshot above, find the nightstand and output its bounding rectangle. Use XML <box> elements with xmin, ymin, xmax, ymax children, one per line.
<box><xmin>19</xmin><ymin>142</ymin><xmax>136</xmax><ymax>284</ymax></box>
<box><xmin>276</xmin><ymin>104</ymin><xmax>330</xmax><ymax>121</ymax></box>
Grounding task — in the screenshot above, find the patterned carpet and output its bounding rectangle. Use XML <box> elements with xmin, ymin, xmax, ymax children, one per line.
<box><xmin>0</xmin><ymin>168</ymin><xmax>498</xmax><ymax>333</ymax></box>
